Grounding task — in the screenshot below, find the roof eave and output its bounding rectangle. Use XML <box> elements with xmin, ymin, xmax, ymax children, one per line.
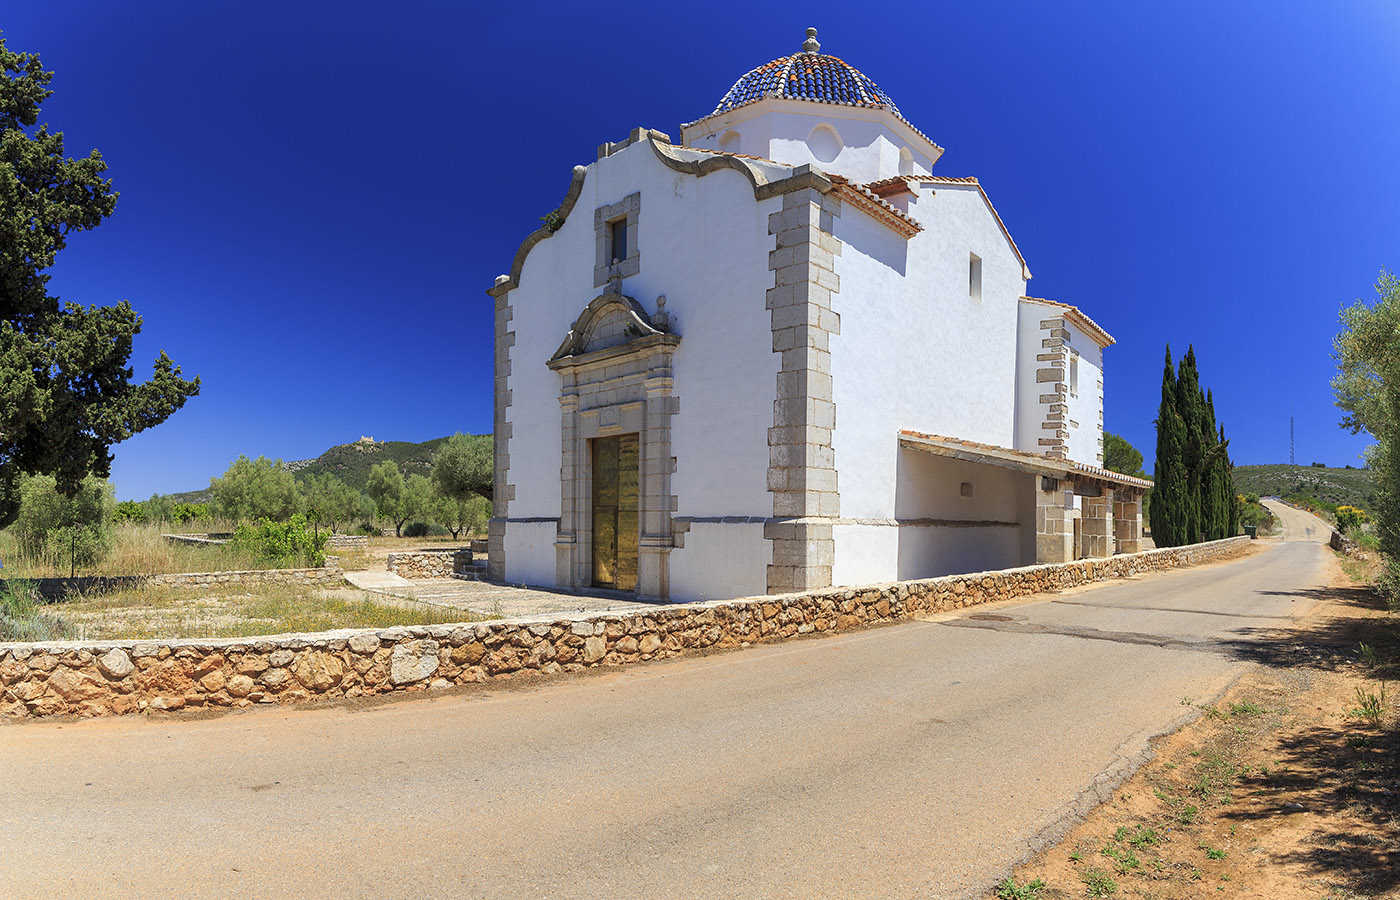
<box><xmin>680</xmin><ymin>96</ymin><xmax>945</xmax><ymax>167</ymax></box>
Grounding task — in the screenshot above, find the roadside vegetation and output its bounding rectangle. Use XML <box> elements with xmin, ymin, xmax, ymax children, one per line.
<box><xmin>1232</xmin><ymin>463</ymin><xmax>1377</xmax><ymax>513</ymax></box>
<box><xmin>996</xmin><ymin>557</ymin><xmax>1398</xmax><ymax>897</ymax></box>
<box><xmin>0</xmin><ymin>433</ymin><xmax>491</xmax><ymax>580</ymax></box>
<box><xmin>1237</xmin><ymin>493</ymin><xmax>1278</xmax><ymax>536</ymax></box>
<box><xmin>1334</xmin><ymin>270</ymin><xmax>1400</xmax><ymax>607</ymax></box>
<box><xmin>1150</xmin><ymin>346</ymin><xmax>1240</xmax><ymax>547</ymax></box>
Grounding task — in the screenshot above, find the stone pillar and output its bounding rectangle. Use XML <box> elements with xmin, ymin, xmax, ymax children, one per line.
<box><xmin>487</xmin><ymin>280</ymin><xmax>515</xmax><ymax>582</ymax></box>
<box><xmin>1081</xmin><ymin>486</ymin><xmax>1114</xmax><ymax>559</ymax></box>
<box><xmin>555</xmin><ymin>384</ymin><xmax>581</xmax><ymax>588</ymax></box>
<box><xmin>637</xmin><ymin>377</ymin><xmax>678</xmax><ymax>601</ymax></box>
<box><xmin>1035</xmin><ymin>476</ymin><xmax>1074</xmax><ymax>564</ymax></box>
<box><xmin>764</xmin><ymin>176</ymin><xmax>842</xmax><ymax>594</ymax></box>
<box><xmin>1114</xmin><ymin>488</ymin><xmax>1143</xmax><ymax>554</ymax></box>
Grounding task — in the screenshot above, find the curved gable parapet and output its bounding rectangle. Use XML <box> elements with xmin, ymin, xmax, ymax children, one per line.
<box><xmin>547</xmin><ymin>292</ymin><xmax>678</xmax><ymax>368</ymax></box>
<box><xmin>487</xmin><ymin>164</ymin><xmax>588</xmax><ymax>298</ymax></box>
<box><xmin>647</xmin><ymin>136</ymin><xmax>833</xmax><ymax>202</ymax></box>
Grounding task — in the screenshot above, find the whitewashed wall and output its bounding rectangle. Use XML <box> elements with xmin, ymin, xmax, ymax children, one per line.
<box><xmin>684</xmin><ymin>102</ymin><xmax>936</xmax><ymax>184</ymax></box>
<box><xmin>1063</xmin><ymin>319</ymin><xmax>1105</xmax><ymax>466</ymax></box>
<box><xmin>501</xmin><ymin>140</ymin><xmax>778</xmax><ymax>597</ymax></box>
<box><xmin>829</xmin><ymin>181</ymin><xmax>1028</xmax><ymax>585</ymax></box>
<box><xmin>1013</xmin><ymin>301</ymin><xmax>1046</xmax><ymax>453</ymax></box>
<box><xmin>669</xmin><ymin>522</ymin><xmax>769</xmax><ymax>602</ymax></box>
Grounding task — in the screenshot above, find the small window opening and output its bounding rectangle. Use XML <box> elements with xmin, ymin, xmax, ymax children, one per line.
<box><xmin>960</xmin><ymin>481</ymin><xmax>974</xmax><ymax>498</ymax></box>
<box><xmin>609</xmin><ymin>219</ymin><xmax>628</xmax><ymax>263</ymax></box>
<box><xmin>969</xmin><ymin>253</ymin><xmax>982</xmax><ymax>301</ymax></box>
<box><xmin>1070</xmin><ymin>351</ymin><xmax>1080</xmax><ymax>398</ymax></box>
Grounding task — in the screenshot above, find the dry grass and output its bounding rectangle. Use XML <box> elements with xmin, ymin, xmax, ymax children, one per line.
<box><xmin>0</xmin><ymin>524</ymin><xmax>489</xmax><ymax>579</ymax></box>
<box><xmin>1001</xmin><ymin>556</ymin><xmax>1399</xmax><ymax>898</ymax></box>
<box><xmin>0</xmin><ymin>523</ymin><xmax>266</xmax><ymax>578</ymax></box>
<box><xmin>53</xmin><ymin>582</ymin><xmax>488</xmax><ymax>640</ymax></box>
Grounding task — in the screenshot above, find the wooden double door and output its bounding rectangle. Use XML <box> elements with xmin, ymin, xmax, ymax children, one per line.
<box><xmin>591</xmin><ymin>433</ymin><xmax>639</xmax><ymax>591</ymax></box>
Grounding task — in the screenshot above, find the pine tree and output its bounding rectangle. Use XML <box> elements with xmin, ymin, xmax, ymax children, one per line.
<box><xmin>1150</xmin><ymin>346</ymin><xmax>1190</xmax><ymax>547</ymax></box>
<box><xmin>0</xmin><ymin>35</ymin><xmax>199</xmax><ymax>526</ymax></box>
<box><xmin>1174</xmin><ymin>347</ymin><xmax>1206</xmax><ymax>544</ymax></box>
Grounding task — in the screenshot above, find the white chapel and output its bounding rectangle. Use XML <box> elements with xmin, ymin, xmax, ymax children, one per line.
<box><xmin>486</xmin><ymin>28</ymin><xmax>1151</xmax><ymax>601</ymax></box>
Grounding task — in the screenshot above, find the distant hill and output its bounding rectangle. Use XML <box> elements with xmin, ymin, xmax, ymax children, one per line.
<box><xmin>1232</xmin><ymin>463</ymin><xmax>1376</xmax><ymax>511</ymax></box>
<box><xmin>289</xmin><ymin>435</ymin><xmax>457</xmax><ymax>490</ymax></box>
<box><xmin>166</xmin><ymin>435</ymin><xmax>484</xmax><ymax>500</ymax></box>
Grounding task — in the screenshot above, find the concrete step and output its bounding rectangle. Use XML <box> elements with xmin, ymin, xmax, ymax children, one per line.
<box><xmin>452</xmin><ymin>559</ymin><xmax>489</xmax><ymax>582</ymax></box>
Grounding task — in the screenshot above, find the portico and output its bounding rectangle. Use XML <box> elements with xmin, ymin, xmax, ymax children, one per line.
<box><xmin>898</xmin><ymin>431</ymin><xmax>1149</xmax><ymax>565</ymax></box>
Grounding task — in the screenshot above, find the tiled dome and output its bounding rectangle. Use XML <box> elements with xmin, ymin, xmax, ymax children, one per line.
<box><xmin>712</xmin><ymin>28</ymin><xmax>902</xmax><ymax>118</ymax></box>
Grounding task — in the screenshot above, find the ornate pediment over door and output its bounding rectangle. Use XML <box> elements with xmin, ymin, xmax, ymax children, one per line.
<box><xmin>547</xmin><ymin>292</ymin><xmax>678</xmax><ymax>369</ymax></box>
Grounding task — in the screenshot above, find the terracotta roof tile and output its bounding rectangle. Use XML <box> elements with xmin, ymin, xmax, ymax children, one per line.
<box><xmin>899</xmin><ymin>430</ymin><xmax>1153</xmax><ymax>489</ymax></box>
<box><xmin>1020</xmin><ymin>296</ymin><xmax>1115</xmax><ymax>347</ymax></box>
<box><xmin>827</xmin><ymin>173</ymin><xmax>922</xmax><ymax>237</ymax></box>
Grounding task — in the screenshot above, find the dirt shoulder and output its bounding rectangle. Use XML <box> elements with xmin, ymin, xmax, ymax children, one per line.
<box><xmin>995</xmin><ymin>553</ymin><xmax>1399</xmax><ymax>899</ymax></box>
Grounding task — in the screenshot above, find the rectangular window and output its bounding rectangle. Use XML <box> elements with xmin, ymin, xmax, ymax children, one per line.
<box><xmin>1070</xmin><ymin>351</ymin><xmax>1079</xmax><ymax>398</ymax></box>
<box><xmin>969</xmin><ymin>253</ymin><xmax>982</xmax><ymax>301</ymax></box>
<box><xmin>610</xmin><ymin>219</ymin><xmax>628</xmax><ymax>263</ymax></box>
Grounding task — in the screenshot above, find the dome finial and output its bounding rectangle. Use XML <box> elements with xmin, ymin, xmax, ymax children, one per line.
<box><xmin>802</xmin><ymin>27</ymin><xmax>820</xmax><ymax>53</ymax></box>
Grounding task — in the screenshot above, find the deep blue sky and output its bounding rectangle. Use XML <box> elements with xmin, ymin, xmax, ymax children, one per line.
<box><xmin>6</xmin><ymin>1</ymin><xmax>1395</xmax><ymax>499</ymax></box>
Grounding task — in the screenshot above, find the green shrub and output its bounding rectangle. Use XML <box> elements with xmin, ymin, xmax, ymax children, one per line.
<box><xmin>113</xmin><ymin>500</ymin><xmax>147</xmax><ymax>524</ymax></box>
<box><xmin>170</xmin><ymin>502</ymin><xmax>210</xmax><ymax>524</ymax></box>
<box><xmin>232</xmin><ymin>515</ymin><xmax>327</xmax><ymax>569</ymax></box>
<box><xmin>0</xmin><ymin>580</ymin><xmax>69</xmax><ymax>642</ymax></box>
<box><xmin>12</xmin><ymin>474</ymin><xmax>114</xmax><ymax>573</ymax></box>
<box><xmin>1335</xmin><ymin>505</ymin><xmax>1367</xmax><ymax>533</ymax></box>
<box><xmin>402</xmin><ymin>521</ymin><xmax>430</xmax><ymax>538</ymax></box>
<box><xmin>1377</xmin><ymin>559</ymin><xmax>1400</xmax><ymax>613</ymax></box>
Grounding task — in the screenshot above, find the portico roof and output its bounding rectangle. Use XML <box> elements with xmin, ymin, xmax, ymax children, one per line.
<box><xmin>898</xmin><ymin>430</ymin><xmax>1154</xmax><ymax>491</ymax></box>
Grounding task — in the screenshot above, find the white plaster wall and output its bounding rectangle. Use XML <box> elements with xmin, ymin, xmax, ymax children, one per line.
<box><xmin>831</xmin><ymin>525</ymin><xmax>898</xmax><ymax>587</ymax></box>
<box><xmin>668</xmin><ymin>522</ymin><xmax>769</xmax><ymax>602</ymax></box>
<box><xmin>503</xmin><ymin>522</ymin><xmax>558</xmax><ymax>587</ymax></box>
<box><xmin>684</xmin><ymin>102</ymin><xmax>935</xmax><ymax>183</ymax></box>
<box><xmin>830</xmin><ymin>183</ymin><xmax>1027</xmax><ymax>526</ymax></box>
<box><xmin>1064</xmin><ymin>320</ymin><xmax>1105</xmax><ymax>466</ymax></box>
<box><xmin>1013</xmin><ymin>300</ymin><xmax>1046</xmax><ymax>452</ymax></box>
<box><xmin>892</xmin><ymin>448</ymin><xmax>1033</xmax><ymax>577</ymax></box>
<box><xmin>827</xmin><ymin>184</ymin><xmax>1028</xmax><ymax>585</ymax></box>
<box><xmin>500</xmin><ymin>139</ymin><xmax>777</xmax><ymax>596</ymax></box>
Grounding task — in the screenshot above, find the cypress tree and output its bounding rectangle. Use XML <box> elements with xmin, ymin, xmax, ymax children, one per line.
<box><xmin>1174</xmin><ymin>347</ymin><xmax>1205</xmax><ymax>544</ymax></box>
<box><xmin>1222</xmin><ymin>424</ymin><xmax>1240</xmax><ymax>536</ymax></box>
<box><xmin>1202</xmin><ymin>390</ymin><xmax>1223</xmax><ymax>539</ymax></box>
<box><xmin>1150</xmin><ymin>346</ymin><xmax>1189</xmax><ymax>547</ymax></box>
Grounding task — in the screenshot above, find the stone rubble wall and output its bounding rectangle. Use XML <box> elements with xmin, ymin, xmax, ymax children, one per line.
<box><xmin>1329</xmin><ymin>529</ymin><xmax>1367</xmax><ymax>559</ymax></box>
<box><xmin>386</xmin><ymin>550</ymin><xmax>473</xmax><ymax>579</ymax></box>
<box><xmin>162</xmin><ymin>533</ymin><xmax>233</xmax><ymax>546</ymax></box>
<box><xmin>326</xmin><ymin>534</ymin><xmax>369</xmax><ymax>551</ymax></box>
<box><xmin>0</xmin><ymin>537</ymin><xmax>1249</xmax><ymax>721</ymax></box>
<box><xmin>145</xmin><ymin>566</ymin><xmax>344</xmax><ymax>587</ymax></box>
<box><xmin>13</xmin><ymin>566</ymin><xmax>346</xmax><ymax>601</ymax></box>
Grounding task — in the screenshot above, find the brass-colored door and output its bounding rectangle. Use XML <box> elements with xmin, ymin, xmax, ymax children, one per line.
<box><xmin>591</xmin><ymin>434</ymin><xmax>639</xmax><ymax>591</ymax></box>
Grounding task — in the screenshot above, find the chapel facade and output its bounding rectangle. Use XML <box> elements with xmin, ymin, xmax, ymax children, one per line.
<box><xmin>486</xmin><ymin>28</ymin><xmax>1150</xmax><ymax>601</ymax></box>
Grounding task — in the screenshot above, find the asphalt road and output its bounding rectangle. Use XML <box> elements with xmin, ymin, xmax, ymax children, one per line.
<box><xmin>0</xmin><ymin>501</ymin><xmax>1330</xmax><ymax>899</ymax></box>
